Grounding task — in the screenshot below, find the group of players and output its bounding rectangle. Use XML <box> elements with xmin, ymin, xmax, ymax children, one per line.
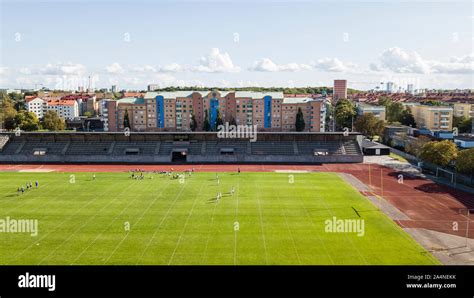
<box><xmin>16</xmin><ymin>181</ymin><xmax>39</xmax><ymax>195</ymax></box>
<box><xmin>96</xmin><ymin>167</ymin><xmax>242</xmax><ymax>203</ymax></box>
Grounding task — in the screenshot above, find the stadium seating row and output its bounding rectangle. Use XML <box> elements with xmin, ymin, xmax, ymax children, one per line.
<box><xmin>1</xmin><ymin>139</ymin><xmax>361</xmax><ymax>156</ymax></box>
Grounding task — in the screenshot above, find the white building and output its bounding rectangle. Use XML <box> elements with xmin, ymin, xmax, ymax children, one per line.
<box><xmin>26</xmin><ymin>97</ymin><xmax>47</xmax><ymax>119</ymax></box>
<box><xmin>147</xmin><ymin>84</ymin><xmax>159</xmax><ymax>92</ymax></box>
<box><xmin>26</xmin><ymin>97</ymin><xmax>79</xmax><ymax>120</ymax></box>
<box><xmin>45</xmin><ymin>100</ymin><xmax>79</xmax><ymax>120</ymax></box>
<box><xmin>99</xmin><ymin>100</ymin><xmax>110</xmax><ymax>131</ymax></box>
<box><xmin>386</xmin><ymin>82</ymin><xmax>394</xmax><ymax>93</ymax></box>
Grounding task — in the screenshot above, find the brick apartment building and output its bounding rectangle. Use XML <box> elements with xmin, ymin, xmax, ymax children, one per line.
<box><xmin>333</xmin><ymin>80</ymin><xmax>347</xmax><ymax>102</ymax></box>
<box><xmin>101</xmin><ymin>91</ymin><xmax>326</xmax><ymax>132</ymax></box>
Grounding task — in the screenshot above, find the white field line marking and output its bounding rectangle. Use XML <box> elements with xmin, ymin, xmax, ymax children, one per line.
<box><xmin>253</xmin><ymin>178</ymin><xmax>269</xmax><ymax>265</ymax></box>
<box><xmin>274</xmin><ymin>189</ymin><xmax>302</xmax><ymax>265</ymax></box>
<box><xmin>202</xmin><ymin>188</ymin><xmax>220</xmax><ymax>264</ymax></box>
<box><xmin>134</xmin><ymin>179</ymin><xmax>191</xmax><ymax>265</ymax></box>
<box><xmin>166</xmin><ymin>182</ymin><xmax>205</xmax><ymax>265</ymax></box>
<box><xmin>37</xmin><ymin>181</ymin><xmax>139</xmax><ymax>265</ymax></box>
<box><xmin>103</xmin><ymin>179</ymin><xmax>178</xmax><ymax>264</ymax></box>
<box><xmin>10</xmin><ymin>179</ymin><xmax>123</xmax><ymax>262</ymax></box>
<box><xmin>70</xmin><ymin>178</ymin><xmax>166</xmax><ymax>264</ymax></box>
<box><xmin>312</xmin><ymin>179</ymin><xmax>369</xmax><ymax>265</ymax></box>
<box><xmin>234</xmin><ymin>175</ymin><xmax>240</xmax><ymax>265</ymax></box>
<box><xmin>296</xmin><ymin>195</ymin><xmax>335</xmax><ymax>265</ymax></box>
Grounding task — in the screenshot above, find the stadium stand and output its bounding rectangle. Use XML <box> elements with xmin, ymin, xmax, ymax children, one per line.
<box><xmin>0</xmin><ymin>132</ymin><xmax>364</xmax><ymax>164</ymax></box>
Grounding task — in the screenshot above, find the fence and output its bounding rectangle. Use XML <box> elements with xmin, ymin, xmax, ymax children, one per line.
<box><xmin>389</xmin><ymin>147</ymin><xmax>474</xmax><ymax>189</ymax></box>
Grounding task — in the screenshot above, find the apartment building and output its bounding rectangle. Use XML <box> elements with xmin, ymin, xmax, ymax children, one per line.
<box><xmin>105</xmin><ymin>91</ymin><xmax>325</xmax><ymax>132</ymax></box>
<box><xmin>61</xmin><ymin>94</ymin><xmax>97</xmax><ymax>116</ymax></box>
<box><xmin>357</xmin><ymin>103</ymin><xmax>386</xmax><ymax>121</ymax></box>
<box><xmin>333</xmin><ymin>80</ymin><xmax>347</xmax><ymax>101</ymax></box>
<box><xmin>26</xmin><ymin>97</ymin><xmax>47</xmax><ymax>119</ymax></box>
<box><xmin>281</xmin><ymin>98</ymin><xmax>325</xmax><ymax>132</ymax></box>
<box><xmin>452</xmin><ymin>102</ymin><xmax>474</xmax><ymax>118</ymax></box>
<box><xmin>26</xmin><ymin>97</ymin><xmax>79</xmax><ymax>120</ymax></box>
<box><xmin>410</xmin><ymin>105</ymin><xmax>453</xmax><ymax>131</ymax></box>
<box><xmin>45</xmin><ymin>100</ymin><xmax>79</xmax><ymax>120</ymax></box>
<box><xmin>114</xmin><ymin>97</ymin><xmax>147</xmax><ymax>132</ymax></box>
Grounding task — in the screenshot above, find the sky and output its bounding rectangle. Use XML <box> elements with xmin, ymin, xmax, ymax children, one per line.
<box><xmin>0</xmin><ymin>0</ymin><xmax>473</xmax><ymax>91</ymax></box>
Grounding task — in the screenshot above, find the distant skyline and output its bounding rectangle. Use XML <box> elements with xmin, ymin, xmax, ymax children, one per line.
<box><xmin>0</xmin><ymin>0</ymin><xmax>473</xmax><ymax>90</ymax></box>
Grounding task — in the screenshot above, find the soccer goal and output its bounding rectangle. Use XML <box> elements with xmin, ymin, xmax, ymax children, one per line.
<box><xmin>436</xmin><ymin>167</ymin><xmax>454</xmax><ymax>183</ymax></box>
<box><xmin>457</xmin><ymin>209</ymin><xmax>473</xmax><ymax>248</ymax></box>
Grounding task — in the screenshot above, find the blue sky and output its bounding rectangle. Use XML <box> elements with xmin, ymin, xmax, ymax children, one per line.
<box><xmin>0</xmin><ymin>0</ymin><xmax>473</xmax><ymax>90</ymax></box>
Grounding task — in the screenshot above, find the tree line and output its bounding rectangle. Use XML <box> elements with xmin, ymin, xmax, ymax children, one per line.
<box><xmin>0</xmin><ymin>93</ymin><xmax>66</xmax><ymax>131</ymax></box>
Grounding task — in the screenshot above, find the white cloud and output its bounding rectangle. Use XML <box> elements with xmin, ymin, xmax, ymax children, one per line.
<box><xmin>158</xmin><ymin>63</ymin><xmax>186</xmax><ymax>73</ymax></box>
<box><xmin>0</xmin><ymin>67</ymin><xmax>9</xmax><ymax>75</ymax></box>
<box><xmin>369</xmin><ymin>63</ymin><xmax>383</xmax><ymax>72</ymax></box>
<box><xmin>249</xmin><ymin>58</ymin><xmax>311</xmax><ymax>72</ymax></box>
<box><xmin>311</xmin><ymin>58</ymin><xmax>357</xmax><ymax>73</ymax></box>
<box><xmin>105</xmin><ymin>62</ymin><xmax>124</xmax><ymax>74</ymax></box>
<box><xmin>192</xmin><ymin>48</ymin><xmax>240</xmax><ymax>73</ymax></box>
<box><xmin>19</xmin><ymin>67</ymin><xmax>31</xmax><ymax>75</ymax></box>
<box><xmin>237</xmin><ymin>80</ymin><xmax>261</xmax><ymax>87</ymax></box>
<box><xmin>375</xmin><ymin>47</ymin><xmax>473</xmax><ymax>74</ymax></box>
<box><xmin>378</xmin><ymin>47</ymin><xmax>430</xmax><ymax>74</ymax></box>
<box><xmin>130</xmin><ymin>65</ymin><xmax>156</xmax><ymax>73</ymax></box>
<box><xmin>41</xmin><ymin>63</ymin><xmax>86</xmax><ymax>75</ymax></box>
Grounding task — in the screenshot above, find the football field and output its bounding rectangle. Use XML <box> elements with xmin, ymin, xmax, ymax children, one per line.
<box><xmin>0</xmin><ymin>171</ymin><xmax>440</xmax><ymax>265</ymax></box>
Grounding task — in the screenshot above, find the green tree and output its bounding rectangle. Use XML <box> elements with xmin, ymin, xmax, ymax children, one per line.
<box><xmin>354</xmin><ymin>113</ymin><xmax>385</xmax><ymax>138</ymax></box>
<box><xmin>203</xmin><ymin>109</ymin><xmax>211</xmax><ymax>131</ymax></box>
<box><xmin>123</xmin><ymin>109</ymin><xmax>131</xmax><ymax>129</ymax></box>
<box><xmin>377</xmin><ymin>96</ymin><xmax>392</xmax><ymax>107</ymax></box>
<box><xmin>14</xmin><ymin>111</ymin><xmax>40</xmax><ymax>131</ymax></box>
<box><xmin>190</xmin><ymin>114</ymin><xmax>197</xmax><ymax>131</ymax></box>
<box><xmin>295</xmin><ymin>107</ymin><xmax>305</xmax><ymax>131</ymax></box>
<box><xmin>0</xmin><ymin>94</ymin><xmax>18</xmax><ymax>130</ymax></box>
<box><xmin>229</xmin><ymin>116</ymin><xmax>237</xmax><ymax>126</ymax></box>
<box><xmin>424</xmin><ymin>100</ymin><xmax>442</xmax><ymax>106</ymax></box>
<box><xmin>419</xmin><ymin>140</ymin><xmax>458</xmax><ymax>167</ymax></box>
<box><xmin>453</xmin><ymin>116</ymin><xmax>472</xmax><ymax>133</ymax></box>
<box><xmin>386</xmin><ymin>102</ymin><xmax>404</xmax><ymax>123</ymax></box>
<box><xmin>334</xmin><ymin>99</ymin><xmax>356</xmax><ymax>130</ymax></box>
<box><xmin>456</xmin><ymin>148</ymin><xmax>474</xmax><ymax>174</ymax></box>
<box><xmin>83</xmin><ymin>111</ymin><xmax>93</xmax><ymax>118</ymax></box>
<box><xmin>42</xmin><ymin>110</ymin><xmax>66</xmax><ymax>131</ymax></box>
<box><xmin>215</xmin><ymin>109</ymin><xmax>224</xmax><ymax>130</ymax></box>
<box><xmin>400</xmin><ymin>108</ymin><xmax>416</xmax><ymax>127</ymax></box>
<box><xmin>405</xmin><ymin>136</ymin><xmax>430</xmax><ymax>157</ymax></box>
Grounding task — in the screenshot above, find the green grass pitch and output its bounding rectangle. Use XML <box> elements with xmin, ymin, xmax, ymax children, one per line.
<box><xmin>0</xmin><ymin>171</ymin><xmax>440</xmax><ymax>265</ymax></box>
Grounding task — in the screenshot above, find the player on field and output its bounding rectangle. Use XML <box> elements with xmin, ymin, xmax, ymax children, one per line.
<box><xmin>35</xmin><ymin>181</ymin><xmax>39</xmax><ymax>188</ymax></box>
<box><xmin>230</xmin><ymin>186</ymin><xmax>235</xmax><ymax>195</ymax></box>
<box><xmin>93</xmin><ymin>174</ymin><xmax>96</xmax><ymax>180</ymax></box>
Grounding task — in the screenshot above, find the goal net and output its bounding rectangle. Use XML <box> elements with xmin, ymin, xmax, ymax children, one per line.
<box><xmin>436</xmin><ymin>167</ymin><xmax>454</xmax><ymax>183</ymax></box>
